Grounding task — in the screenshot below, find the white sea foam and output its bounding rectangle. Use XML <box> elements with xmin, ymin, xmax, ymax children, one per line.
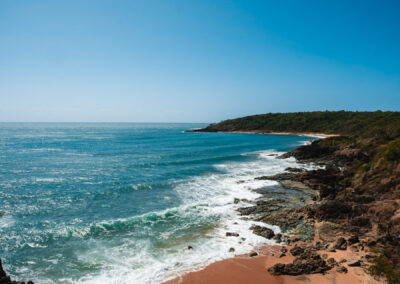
<box><xmin>74</xmin><ymin>149</ymin><xmax>315</xmax><ymax>284</ymax></box>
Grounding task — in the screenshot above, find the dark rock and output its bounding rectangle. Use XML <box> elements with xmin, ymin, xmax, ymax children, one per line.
<box><xmin>367</xmin><ymin>240</ymin><xmax>377</xmax><ymax>247</ymax></box>
<box><xmin>226</xmin><ymin>232</ymin><xmax>239</xmax><ymax>237</ymax></box>
<box><xmin>312</xmin><ymin>241</ymin><xmax>322</xmax><ymax>250</ymax></box>
<box><xmin>347</xmin><ymin>260</ymin><xmax>361</xmax><ymax>267</ymax></box>
<box><xmin>334</xmin><ymin>237</ymin><xmax>347</xmax><ymax>250</ymax></box>
<box><xmin>268</xmin><ymin>250</ymin><xmax>332</xmax><ymax>276</ymax></box>
<box><xmin>326</xmin><ymin>258</ymin><xmax>336</xmax><ymax>266</ymax></box>
<box><xmin>278</xmin><ymin>253</ymin><xmax>286</xmax><ymax>258</ymax></box>
<box><xmin>321</xmin><ymin>254</ymin><xmax>328</xmax><ymax>259</ymax></box>
<box><xmin>290</xmin><ymin>246</ymin><xmax>305</xmax><ymax>256</ymax></box>
<box><xmin>229</xmin><ymin>247</ymin><xmax>235</xmax><ymax>252</ymax></box>
<box><xmin>336</xmin><ymin>266</ymin><xmax>348</xmax><ymax>273</ymax></box>
<box><xmin>250</xmin><ymin>225</ymin><xmax>275</xmax><ymax>239</ymax></box>
<box><xmin>249</xmin><ymin>251</ymin><xmax>258</xmax><ymax>257</ymax></box>
<box><xmin>347</xmin><ymin>235</ymin><xmax>359</xmax><ymax>245</ymax></box>
<box><xmin>0</xmin><ymin>258</ymin><xmax>34</xmax><ymax>284</ymax></box>
<box><xmin>234</xmin><ymin>198</ymin><xmax>240</xmax><ymax>204</ymax></box>
<box><xmin>285</xmin><ymin>167</ymin><xmax>305</xmax><ymax>173</ymax></box>
<box><xmin>188</xmin><ymin>245</ymin><xmax>193</xmax><ymax>250</ymax></box>
<box><xmin>314</xmin><ymin>200</ymin><xmax>354</xmax><ymax>221</ymax></box>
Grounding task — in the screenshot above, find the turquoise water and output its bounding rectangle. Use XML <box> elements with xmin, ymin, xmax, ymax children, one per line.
<box><xmin>0</xmin><ymin>123</ymin><xmax>312</xmax><ymax>283</ymax></box>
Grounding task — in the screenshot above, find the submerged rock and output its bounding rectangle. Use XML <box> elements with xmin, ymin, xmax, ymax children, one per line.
<box><xmin>226</xmin><ymin>232</ymin><xmax>239</xmax><ymax>237</ymax></box>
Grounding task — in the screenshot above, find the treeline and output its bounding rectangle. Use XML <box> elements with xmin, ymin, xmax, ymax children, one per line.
<box><xmin>197</xmin><ymin>111</ymin><xmax>400</xmax><ymax>139</ymax></box>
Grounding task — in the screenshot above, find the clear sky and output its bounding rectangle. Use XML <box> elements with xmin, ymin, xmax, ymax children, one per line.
<box><xmin>0</xmin><ymin>0</ymin><xmax>399</xmax><ymax>122</ymax></box>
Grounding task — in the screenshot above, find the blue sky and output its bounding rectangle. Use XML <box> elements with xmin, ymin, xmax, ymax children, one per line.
<box><xmin>0</xmin><ymin>0</ymin><xmax>399</xmax><ymax>122</ymax></box>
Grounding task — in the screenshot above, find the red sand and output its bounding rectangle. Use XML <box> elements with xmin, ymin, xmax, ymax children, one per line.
<box><xmin>164</xmin><ymin>245</ymin><xmax>384</xmax><ymax>284</ymax></box>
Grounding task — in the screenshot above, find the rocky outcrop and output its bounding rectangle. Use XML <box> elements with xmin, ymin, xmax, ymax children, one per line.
<box><xmin>250</xmin><ymin>225</ymin><xmax>275</xmax><ymax>239</ymax></box>
<box><xmin>0</xmin><ymin>259</ymin><xmax>34</xmax><ymax>284</ymax></box>
<box><xmin>268</xmin><ymin>249</ymin><xmax>332</xmax><ymax>276</ymax></box>
<box><xmin>195</xmin><ymin>112</ymin><xmax>400</xmax><ymax>282</ymax></box>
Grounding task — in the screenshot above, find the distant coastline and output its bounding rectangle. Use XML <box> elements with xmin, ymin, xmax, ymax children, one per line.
<box><xmin>187</xmin><ymin>129</ymin><xmax>338</xmax><ymax>138</ymax></box>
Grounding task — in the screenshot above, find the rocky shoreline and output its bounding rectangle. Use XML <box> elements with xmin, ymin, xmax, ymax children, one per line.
<box><xmin>176</xmin><ymin>111</ymin><xmax>400</xmax><ymax>283</ymax></box>
<box><xmin>166</xmin><ymin>135</ymin><xmax>391</xmax><ymax>284</ymax></box>
<box><xmin>227</xmin><ymin>133</ymin><xmax>399</xmax><ymax>283</ymax></box>
<box><xmin>0</xmin><ymin>258</ymin><xmax>33</xmax><ymax>284</ymax></box>
<box><xmin>233</xmin><ymin>157</ymin><xmax>374</xmax><ymax>277</ymax></box>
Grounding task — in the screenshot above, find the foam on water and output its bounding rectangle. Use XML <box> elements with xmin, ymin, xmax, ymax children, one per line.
<box><xmin>74</xmin><ymin>149</ymin><xmax>311</xmax><ymax>284</ymax></box>
<box><xmin>0</xmin><ymin>123</ymin><xmax>318</xmax><ymax>284</ymax></box>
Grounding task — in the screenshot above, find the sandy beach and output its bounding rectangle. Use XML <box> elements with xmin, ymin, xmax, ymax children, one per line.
<box><xmin>225</xmin><ymin>131</ymin><xmax>339</xmax><ymax>138</ymax></box>
<box><xmin>164</xmin><ymin>242</ymin><xmax>383</xmax><ymax>284</ymax></box>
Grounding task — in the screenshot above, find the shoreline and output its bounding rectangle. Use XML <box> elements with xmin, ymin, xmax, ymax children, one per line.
<box><xmin>164</xmin><ymin>243</ymin><xmax>381</xmax><ymax>284</ymax></box>
<box><xmin>226</xmin><ymin>131</ymin><xmax>339</xmax><ymax>138</ymax></box>
<box><xmin>186</xmin><ymin>129</ymin><xmax>339</xmax><ymax>138</ymax></box>
<box><xmin>164</xmin><ymin>131</ymin><xmax>386</xmax><ymax>284</ymax></box>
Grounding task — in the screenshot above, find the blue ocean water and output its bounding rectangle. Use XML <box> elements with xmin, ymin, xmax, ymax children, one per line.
<box><xmin>0</xmin><ymin>123</ymin><xmax>312</xmax><ymax>283</ymax></box>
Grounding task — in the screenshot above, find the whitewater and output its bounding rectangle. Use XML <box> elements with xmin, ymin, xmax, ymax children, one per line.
<box><xmin>0</xmin><ymin>123</ymin><xmax>315</xmax><ymax>283</ymax></box>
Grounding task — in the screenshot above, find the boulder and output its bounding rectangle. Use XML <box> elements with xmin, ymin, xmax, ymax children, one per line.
<box><xmin>290</xmin><ymin>246</ymin><xmax>304</xmax><ymax>256</ymax></box>
<box><xmin>347</xmin><ymin>235</ymin><xmax>359</xmax><ymax>245</ymax></box>
<box><xmin>268</xmin><ymin>250</ymin><xmax>332</xmax><ymax>276</ymax></box>
<box><xmin>250</xmin><ymin>225</ymin><xmax>275</xmax><ymax>239</ymax></box>
<box><xmin>347</xmin><ymin>260</ymin><xmax>361</xmax><ymax>267</ymax></box>
<box><xmin>334</xmin><ymin>237</ymin><xmax>347</xmax><ymax>250</ymax></box>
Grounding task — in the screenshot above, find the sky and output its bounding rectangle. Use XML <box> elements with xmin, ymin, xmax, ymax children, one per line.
<box><xmin>0</xmin><ymin>0</ymin><xmax>399</xmax><ymax>123</ymax></box>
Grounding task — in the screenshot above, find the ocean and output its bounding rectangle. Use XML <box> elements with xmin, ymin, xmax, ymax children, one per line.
<box><xmin>0</xmin><ymin>123</ymin><xmax>314</xmax><ymax>283</ymax></box>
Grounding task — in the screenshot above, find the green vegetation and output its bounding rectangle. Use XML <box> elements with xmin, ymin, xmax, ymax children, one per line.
<box><xmin>199</xmin><ymin>111</ymin><xmax>400</xmax><ymax>139</ymax></box>
<box><xmin>369</xmin><ymin>246</ymin><xmax>400</xmax><ymax>284</ymax></box>
<box><xmin>197</xmin><ymin>110</ymin><xmax>400</xmax><ymax>283</ymax></box>
<box><xmin>384</xmin><ymin>140</ymin><xmax>400</xmax><ymax>161</ymax></box>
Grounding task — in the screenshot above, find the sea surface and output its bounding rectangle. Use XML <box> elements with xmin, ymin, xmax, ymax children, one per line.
<box><xmin>0</xmin><ymin>123</ymin><xmax>314</xmax><ymax>283</ymax></box>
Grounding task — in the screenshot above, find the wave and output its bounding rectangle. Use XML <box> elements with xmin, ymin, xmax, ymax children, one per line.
<box><xmin>69</xmin><ymin>149</ymin><xmax>311</xmax><ymax>284</ymax></box>
<box><xmin>1</xmin><ymin>146</ymin><xmax>315</xmax><ymax>284</ymax></box>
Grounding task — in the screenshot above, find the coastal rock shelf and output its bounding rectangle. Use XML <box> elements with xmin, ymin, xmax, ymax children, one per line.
<box><xmin>188</xmin><ymin>111</ymin><xmax>400</xmax><ymax>283</ymax></box>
